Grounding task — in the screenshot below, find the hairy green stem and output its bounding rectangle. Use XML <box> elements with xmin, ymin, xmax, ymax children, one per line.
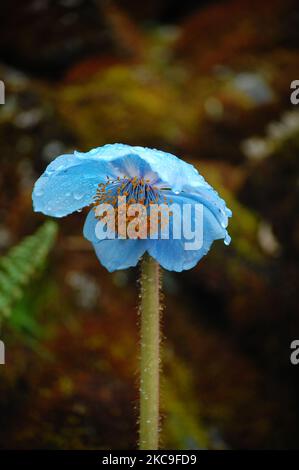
<box><xmin>139</xmin><ymin>254</ymin><xmax>161</xmax><ymax>450</ymax></box>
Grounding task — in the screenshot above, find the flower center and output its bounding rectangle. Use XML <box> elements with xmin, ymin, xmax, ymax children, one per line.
<box><xmin>94</xmin><ymin>175</ymin><xmax>160</xmax><ymax>207</ymax></box>
<box><xmin>93</xmin><ymin>176</ymin><xmax>170</xmax><ymax>238</ymax></box>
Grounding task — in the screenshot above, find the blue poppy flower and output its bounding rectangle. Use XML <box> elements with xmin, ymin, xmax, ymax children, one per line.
<box><xmin>32</xmin><ymin>143</ymin><xmax>231</xmax><ymax>272</ymax></box>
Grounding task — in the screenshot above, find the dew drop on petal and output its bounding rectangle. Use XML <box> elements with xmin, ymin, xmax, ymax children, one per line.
<box><xmin>224</xmin><ymin>233</ymin><xmax>231</xmax><ymax>245</ymax></box>
<box><xmin>73</xmin><ymin>192</ymin><xmax>84</xmax><ymax>200</ymax></box>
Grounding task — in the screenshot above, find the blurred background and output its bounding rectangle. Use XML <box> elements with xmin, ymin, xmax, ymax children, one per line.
<box><xmin>0</xmin><ymin>0</ymin><xmax>299</xmax><ymax>450</ymax></box>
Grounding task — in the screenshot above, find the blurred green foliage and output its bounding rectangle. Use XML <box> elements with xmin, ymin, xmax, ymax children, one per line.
<box><xmin>0</xmin><ymin>221</ymin><xmax>58</xmax><ymax>324</ymax></box>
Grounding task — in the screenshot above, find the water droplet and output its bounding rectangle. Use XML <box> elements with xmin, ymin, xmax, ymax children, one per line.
<box><xmin>74</xmin><ymin>192</ymin><xmax>84</xmax><ymax>200</ymax></box>
<box><xmin>221</xmin><ymin>220</ymin><xmax>227</xmax><ymax>229</ymax></box>
<box><xmin>224</xmin><ymin>233</ymin><xmax>231</xmax><ymax>246</ymax></box>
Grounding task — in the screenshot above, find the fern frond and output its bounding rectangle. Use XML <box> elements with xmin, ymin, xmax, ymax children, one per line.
<box><xmin>0</xmin><ymin>221</ymin><xmax>58</xmax><ymax>320</ymax></box>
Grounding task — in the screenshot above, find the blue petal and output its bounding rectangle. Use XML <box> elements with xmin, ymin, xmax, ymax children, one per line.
<box><xmin>32</xmin><ymin>156</ymin><xmax>114</xmax><ymax>217</ymax></box>
<box><xmin>83</xmin><ymin>209</ymin><xmax>99</xmax><ymax>244</ymax></box>
<box><xmin>92</xmin><ymin>239</ymin><xmax>147</xmax><ymax>272</ymax></box>
<box><xmin>180</xmin><ymin>185</ymin><xmax>232</xmax><ymax>231</ymax></box>
<box><xmin>84</xmin><ymin>208</ymin><xmax>147</xmax><ymax>271</ymax></box>
<box><xmin>147</xmin><ymin>192</ymin><xmax>228</xmax><ymax>272</ymax></box>
<box><xmin>83</xmin><ymin>208</ymin><xmax>117</xmax><ymax>243</ymax></box>
<box><xmin>107</xmin><ymin>153</ymin><xmax>160</xmax><ymax>182</ymax></box>
<box><xmin>75</xmin><ymin>144</ymin><xmax>208</xmax><ymax>192</ymax></box>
